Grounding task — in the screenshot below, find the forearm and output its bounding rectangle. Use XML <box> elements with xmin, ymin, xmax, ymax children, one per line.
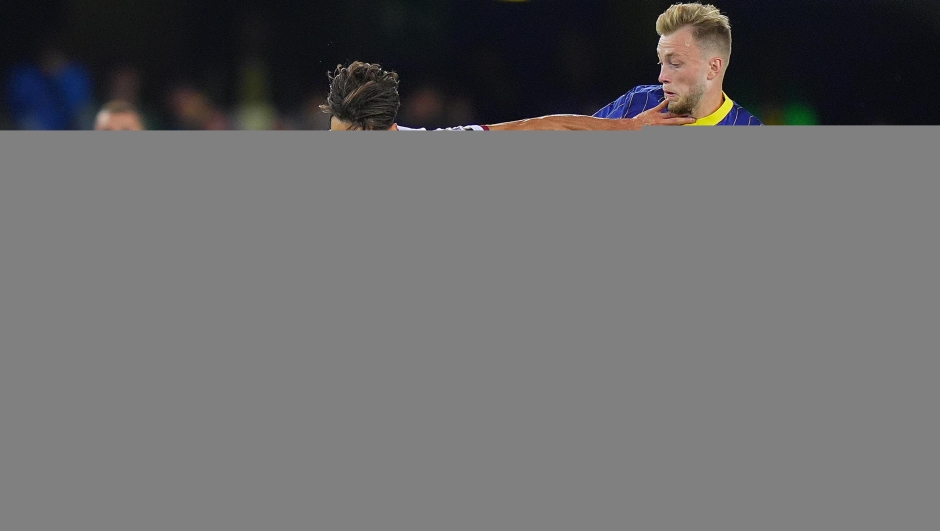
<box><xmin>485</xmin><ymin>114</ymin><xmax>640</xmax><ymax>131</ymax></box>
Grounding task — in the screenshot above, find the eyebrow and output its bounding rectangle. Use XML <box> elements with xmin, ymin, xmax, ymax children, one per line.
<box><xmin>657</xmin><ymin>51</ymin><xmax>686</xmax><ymax>62</ymax></box>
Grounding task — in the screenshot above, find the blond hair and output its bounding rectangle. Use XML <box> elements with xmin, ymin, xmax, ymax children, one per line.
<box><xmin>656</xmin><ymin>3</ymin><xmax>731</xmax><ymax>60</ymax></box>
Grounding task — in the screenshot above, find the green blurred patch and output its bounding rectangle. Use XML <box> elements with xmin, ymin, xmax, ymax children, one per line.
<box><xmin>783</xmin><ymin>102</ymin><xmax>819</xmax><ymax>125</ymax></box>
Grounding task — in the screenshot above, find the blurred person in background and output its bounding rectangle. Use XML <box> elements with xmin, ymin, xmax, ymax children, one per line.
<box><xmin>280</xmin><ymin>93</ymin><xmax>332</xmax><ymax>130</ymax></box>
<box><xmin>397</xmin><ymin>85</ymin><xmax>449</xmax><ymax>129</ymax></box>
<box><xmin>103</xmin><ymin>64</ymin><xmax>163</xmax><ymax>129</ymax></box>
<box><xmin>322</xmin><ymin>61</ymin><xmax>694</xmax><ymax>131</ymax></box>
<box><xmin>594</xmin><ymin>3</ymin><xmax>761</xmax><ymax>126</ymax></box>
<box><xmin>5</xmin><ymin>37</ymin><xmax>96</xmax><ymax>130</ymax></box>
<box><xmin>397</xmin><ymin>82</ymin><xmax>481</xmax><ymax>131</ymax></box>
<box><xmin>233</xmin><ymin>9</ymin><xmax>282</xmax><ymax>130</ymax></box>
<box><xmin>166</xmin><ymin>83</ymin><xmax>232</xmax><ymax>130</ymax></box>
<box><xmin>94</xmin><ymin>100</ymin><xmax>145</xmax><ymax>130</ymax></box>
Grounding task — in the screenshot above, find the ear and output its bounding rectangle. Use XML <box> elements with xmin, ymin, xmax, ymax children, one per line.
<box><xmin>706</xmin><ymin>56</ymin><xmax>723</xmax><ymax>80</ymax></box>
<box><xmin>390</xmin><ymin>123</ymin><xmax>399</xmax><ymax>130</ymax></box>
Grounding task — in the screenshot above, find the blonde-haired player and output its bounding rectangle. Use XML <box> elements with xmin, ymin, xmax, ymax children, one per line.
<box><xmin>594</xmin><ymin>2</ymin><xmax>761</xmax><ymax>126</ymax></box>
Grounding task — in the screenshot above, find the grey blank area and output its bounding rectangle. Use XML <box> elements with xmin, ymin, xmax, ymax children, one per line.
<box><xmin>0</xmin><ymin>130</ymin><xmax>937</xmax><ymax>531</ymax></box>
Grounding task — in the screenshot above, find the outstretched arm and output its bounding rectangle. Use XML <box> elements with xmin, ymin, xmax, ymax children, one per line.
<box><xmin>486</xmin><ymin>114</ymin><xmax>643</xmax><ymax>131</ymax></box>
<box><xmin>484</xmin><ymin>100</ymin><xmax>694</xmax><ymax>130</ymax></box>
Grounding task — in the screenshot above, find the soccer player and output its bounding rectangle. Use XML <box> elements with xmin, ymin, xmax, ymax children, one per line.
<box><xmin>94</xmin><ymin>100</ymin><xmax>145</xmax><ymax>130</ymax></box>
<box><xmin>321</xmin><ymin>61</ymin><xmax>695</xmax><ymax>131</ymax></box>
<box><xmin>594</xmin><ymin>3</ymin><xmax>761</xmax><ymax>126</ymax></box>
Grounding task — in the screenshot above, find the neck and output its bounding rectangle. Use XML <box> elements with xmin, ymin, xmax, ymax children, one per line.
<box><xmin>694</xmin><ymin>89</ymin><xmax>725</xmax><ymax>119</ymax></box>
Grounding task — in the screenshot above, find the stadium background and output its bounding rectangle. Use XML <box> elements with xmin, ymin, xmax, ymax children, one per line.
<box><xmin>2</xmin><ymin>0</ymin><xmax>938</xmax><ymax>129</ymax></box>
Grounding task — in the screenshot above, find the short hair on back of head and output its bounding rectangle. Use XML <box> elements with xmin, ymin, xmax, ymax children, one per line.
<box><xmin>320</xmin><ymin>61</ymin><xmax>401</xmax><ymax>130</ymax></box>
<box><xmin>656</xmin><ymin>3</ymin><xmax>731</xmax><ymax>60</ymax></box>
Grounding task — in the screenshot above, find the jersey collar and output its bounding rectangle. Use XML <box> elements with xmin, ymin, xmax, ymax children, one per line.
<box><xmin>684</xmin><ymin>91</ymin><xmax>734</xmax><ymax>126</ymax></box>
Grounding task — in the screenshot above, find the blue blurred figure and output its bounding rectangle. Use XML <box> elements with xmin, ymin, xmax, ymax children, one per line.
<box><xmin>5</xmin><ymin>40</ymin><xmax>96</xmax><ymax>130</ymax></box>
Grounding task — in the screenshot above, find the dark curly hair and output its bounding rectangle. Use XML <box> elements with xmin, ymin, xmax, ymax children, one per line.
<box><xmin>320</xmin><ymin>61</ymin><xmax>401</xmax><ymax>130</ymax></box>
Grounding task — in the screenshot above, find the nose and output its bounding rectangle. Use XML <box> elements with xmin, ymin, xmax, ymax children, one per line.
<box><xmin>658</xmin><ymin>64</ymin><xmax>669</xmax><ymax>84</ymax></box>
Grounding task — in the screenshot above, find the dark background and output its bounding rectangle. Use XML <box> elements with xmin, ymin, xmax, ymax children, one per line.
<box><xmin>2</xmin><ymin>0</ymin><xmax>939</xmax><ymax>128</ymax></box>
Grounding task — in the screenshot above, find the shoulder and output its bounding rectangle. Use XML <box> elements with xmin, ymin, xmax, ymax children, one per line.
<box><xmin>595</xmin><ymin>85</ymin><xmax>664</xmax><ymax>118</ymax></box>
<box><xmin>629</xmin><ymin>85</ymin><xmax>665</xmax><ymax>97</ymax></box>
<box><xmin>396</xmin><ymin>125</ymin><xmax>487</xmax><ymax>131</ymax></box>
<box><xmin>432</xmin><ymin>125</ymin><xmax>488</xmax><ymax>131</ymax></box>
<box><xmin>60</xmin><ymin>63</ymin><xmax>93</xmax><ymax>81</ymax></box>
<box><xmin>729</xmin><ymin>102</ymin><xmax>764</xmax><ymax>126</ymax></box>
<box><xmin>620</xmin><ymin>85</ymin><xmax>665</xmax><ymax>115</ymax></box>
<box><xmin>6</xmin><ymin>63</ymin><xmax>42</xmax><ymax>83</ymax></box>
<box><xmin>621</xmin><ymin>85</ymin><xmax>665</xmax><ymax>110</ymax></box>
<box><xmin>611</xmin><ymin>85</ymin><xmax>664</xmax><ymax>102</ymax></box>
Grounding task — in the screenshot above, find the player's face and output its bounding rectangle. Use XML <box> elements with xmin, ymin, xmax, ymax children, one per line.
<box><xmin>94</xmin><ymin>112</ymin><xmax>144</xmax><ymax>130</ymax></box>
<box><xmin>657</xmin><ymin>27</ymin><xmax>709</xmax><ymax>116</ymax></box>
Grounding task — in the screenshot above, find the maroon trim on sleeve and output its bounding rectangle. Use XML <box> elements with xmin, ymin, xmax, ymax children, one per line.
<box><xmin>481</xmin><ymin>125</ymin><xmax>490</xmax><ymax>130</ymax></box>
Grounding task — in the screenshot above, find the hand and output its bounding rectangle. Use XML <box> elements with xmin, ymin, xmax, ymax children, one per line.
<box><xmin>634</xmin><ymin>99</ymin><xmax>696</xmax><ymax>126</ymax></box>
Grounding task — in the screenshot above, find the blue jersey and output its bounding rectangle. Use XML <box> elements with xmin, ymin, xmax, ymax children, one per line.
<box><xmin>594</xmin><ymin>85</ymin><xmax>762</xmax><ymax>126</ymax></box>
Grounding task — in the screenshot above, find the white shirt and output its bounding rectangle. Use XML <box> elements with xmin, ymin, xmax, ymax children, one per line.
<box><xmin>397</xmin><ymin>125</ymin><xmax>488</xmax><ymax>131</ymax></box>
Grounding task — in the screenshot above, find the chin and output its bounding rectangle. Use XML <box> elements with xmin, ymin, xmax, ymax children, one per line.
<box><xmin>668</xmin><ymin>101</ymin><xmax>694</xmax><ymax>116</ymax></box>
